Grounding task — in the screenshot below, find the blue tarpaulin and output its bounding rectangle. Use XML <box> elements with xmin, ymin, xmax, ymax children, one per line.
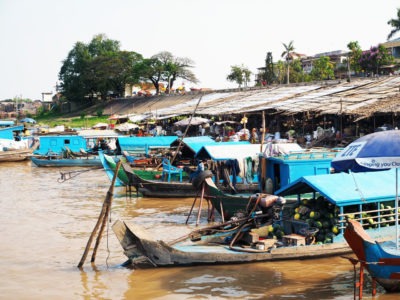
<box><xmin>275</xmin><ymin>169</ymin><xmax>398</xmax><ymax>206</ymax></box>
<box><xmin>118</xmin><ymin>136</ymin><xmax>178</xmax><ymax>154</ymax></box>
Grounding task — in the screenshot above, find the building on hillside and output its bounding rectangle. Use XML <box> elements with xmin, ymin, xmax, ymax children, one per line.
<box><xmin>381</xmin><ymin>37</ymin><xmax>400</xmax><ymax>61</ymax></box>
<box><xmin>255</xmin><ymin>49</ymin><xmax>349</xmax><ymax>85</ymax></box>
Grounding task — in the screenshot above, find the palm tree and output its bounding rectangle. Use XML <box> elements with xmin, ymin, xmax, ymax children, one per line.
<box><xmin>281</xmin><ymin>41</ymin><xmax>295</xmax><ymax>84</ymax></box>
<box><xmin>387</xmin><ymin>8</ymin><xmax>400</xmax><ymax>40</ymax></box>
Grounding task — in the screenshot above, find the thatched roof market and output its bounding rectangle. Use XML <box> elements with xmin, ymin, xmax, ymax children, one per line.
<box><xmin>104</xmin><ymin>76</ymin><xmax>400</xmax><ymax>121</ymax></box>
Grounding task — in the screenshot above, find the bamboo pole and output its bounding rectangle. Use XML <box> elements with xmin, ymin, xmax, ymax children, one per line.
<box><xmin>170</xmin><ymin>94</ymin><xmax>203</xmax><ymax>165</ymax></box>
<box><xmin>77</xmin><ymin>161</ymin><xmax>121</xmax><ymax>268</ymax></box>
<box><xmin>196</xmin><ymin>181</ymin><xmax>206</xmax><ymax>226</ymax></box>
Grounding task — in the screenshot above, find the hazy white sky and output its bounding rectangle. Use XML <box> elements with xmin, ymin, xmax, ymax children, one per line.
<box><xmin>1</xmin><ymin>0</ymin><xmax>399</xmax><ymax>100</ymax></box>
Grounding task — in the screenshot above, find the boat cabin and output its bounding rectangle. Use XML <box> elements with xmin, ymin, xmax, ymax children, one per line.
<box><xmin>274</xmin><ymin>169</ymin><xmax>398</xmax><ymax>243</ymax></box>
<box><xmin>259</xmin><ymin>147</ymin><xmax>340</xmax><ymax>193</ymax></box>
<box><xmin>0</xmin><ymin>124</ymin><xmax>25</xmax><ymax>140</ymax></box>
<box><xmin>34</xmin><ymin>135</ymin><xmax>90</xmax><ymax>155</ymax></box>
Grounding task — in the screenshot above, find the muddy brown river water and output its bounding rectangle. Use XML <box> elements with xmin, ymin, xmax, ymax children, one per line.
<box><xmin>0</xmin><ymin>161</ymin><xmax>398</xmax><ymax>299</ymax></box>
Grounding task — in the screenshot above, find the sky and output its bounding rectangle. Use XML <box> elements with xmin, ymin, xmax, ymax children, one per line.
<box><xmin>1</xmin><ymin>0</ymin><xmax>399</xmax><ymax>100</ymax></box>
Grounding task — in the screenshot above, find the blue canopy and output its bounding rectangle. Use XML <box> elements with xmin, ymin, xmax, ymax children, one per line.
<box><xmin>0</xmin><ymin>125</ymin><xmax>24</xmax><ymax>140</ymax></box>
<box><xmin>275</xmin><ymin>169</ymin><xmax>398</xmax><ymax>206</ymax></box>
<box><xmin>171</xmin><ymin>136</ymin><xmax>216</xmax><ymax>155</ymax></box>
<box><xmin>118</xmin><ymin>136</ymin><xmax>178</xmax><ymax>154</ymax></box>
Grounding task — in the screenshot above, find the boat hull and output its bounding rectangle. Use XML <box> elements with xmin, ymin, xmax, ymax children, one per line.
<box><xmin>0</xmin><ymin>148</ymin><xmax>32</xmax><ymax>162</ymax></box>
<box><xmin>344</xmin><ymin>219</ymin><xmax>400</xmax><ymax>292</ymax></box>
<box><xmin>31</xmin><ymin>156</ymin><xmax>102</xmax><ymax>167</ymax></box>
<box><xmin>113</xmin><ymin>220</ymin><xmax>351</xmax><ymax>267</ymax></box>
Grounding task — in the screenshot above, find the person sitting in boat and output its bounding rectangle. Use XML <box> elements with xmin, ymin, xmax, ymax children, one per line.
<box><xmin>189</xmin><ymin>159</ymin><xmax>207</xmax><ymax>182</ymax></box>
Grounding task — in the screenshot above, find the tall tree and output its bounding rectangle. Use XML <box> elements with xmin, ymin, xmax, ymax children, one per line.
<box><xmin>59</xmin><ymin>41</ymin><xmax>92</xmax><ymax>102</ymax></box>
<box><xmin>59</xmin><ymin>34</ymin><xmax>142</xmax><ymax>103</ymax></box>
<box><xmin>359</xmin><ymin>45</ymin><xmax>394</xmax><ymax>75</ymax></box>
<box><xmin>387</xmin><ymin>8</ymin><xmax>400</xmax><ymax>40</ymax></box>
<box><xmin>226</xmin><ymin>65</ymin><xmax>252</xmax><ymax>88</ymax></box>
<box><xmin>133</xmin><ymin>57</ymin><xmax>164</xmax><ymax>94</ymax></box>
<box><xmin>281</xmin><ymin>41</ymin><xmax>295</xmax><ymax>84</ymax></box>
<box><xmin>310</xmin><ymin>56</ymin><xmax>335</xmax><ymax>80</ymax></box>
<box><xmin>135</xmin><ymin>51</ymin><xmax>198</xmax><ymax>94</ymax></box>
<box><xmin>263</xmin><ymin>52</ymin><xmax>275</xmax><ymax>84</ymax></box>
<box><xmin>274</xmin><ymin>61</ymin><xmax>286</xmax><ymax>84</ymax></box>
<box><xmin>347</xmin><ymin>41</ymin><xmax>363</xmax><ymax>75</ymax></box>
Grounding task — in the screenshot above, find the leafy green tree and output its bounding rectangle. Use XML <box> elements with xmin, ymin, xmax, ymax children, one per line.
<box><xmin>263</xmin><ymin>52</ymin><xmax>275</xmax><ymax>84</ymax></box>
<box><xmin>347</xmin><ymin>41</ymin><xmax>363</xmax><ymax>75</ymax></box>
<box><xmin>134</xmin><ymin>51</ymin><xmax>198</xmax><ymax>94</ymax></box>
<box><xmin>274</xmin><ymin>61</ymin><xmax>286</xmax><ymax>84</ymax></box>
<box><xmin>59</xmin><ymin>34</ymin><xmax>142</xmax><ymax>103</ymax></box>
<box><xmin>59</xmin><ymin>41</ymin><xmax>92</xmax><ymax>102</ymax></box>
<box><xmin>226</xmin><ymin>65</ymin><xmax>252</xmax><ymax>88</ymax></box>
<box><xmin>310</xmin><ymin>56</ymin><xmax>335</xmax><ymax>80</ymax></box>
<box><xmin>154</xmin><ymin>51</ymin><xmax>198</xmax><ymax>92</ymax></box>
<box><xmin>281</xmin><ymin>41</ymin><xmax>295</xmax><ymax>84</ymax></box>
<box><xmin>133</xmin><ymin>57</ymin><xmax>164</xmax><ymax>95</ymax></box>
<box><xmin>359</xmin><ymin>45</ymin><xmax>394</xmax><ymax>75</ymax></box>
<box><xmin>289</xmin><ymin>59</ymin><xmax>308</xmax><ymax>83</ymax></box>
<box><xmin>387</xmin><ymin>8</ymin><xmax>400</xmax><ymax>40</ymax></box>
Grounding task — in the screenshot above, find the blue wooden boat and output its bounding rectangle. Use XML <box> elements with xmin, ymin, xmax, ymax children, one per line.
<box><xmin>30</xmin><ymin>155</ymin><xmax>103</xmax><ymax>167</ymax></box>
<box><xmin>0</xmin><ymin>123</ymin><xmax>38</xmax><ymax>162</ymax></box>
<box><xmin>31</xmin><ymin>134</ymin><xmax>119</xmax><ymax>167</ymax></box>
<box><xmin>344</xmin><ymin>219</ymin><xmax>400</xmax><ymax>293</ymax></box>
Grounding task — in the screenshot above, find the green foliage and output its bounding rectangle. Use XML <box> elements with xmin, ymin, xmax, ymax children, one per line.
<box><xmin>226</xmin><ymin>64</ymin><xmax>252</xmax><ymax>88</ymax></box>
<box><xmin>281</xmin><ymin>41</ymin><xmax>295</xmax><ymax>84</ymax></box>
<box><xmin>387</xmin><ymin>8</ymin><xmax>400</xmax><ymax>40</ymax></box>
<box><xmin>310</xmin><ymin>56</ymin><xmax>335</xmax><ymax>80</ymax></box>
<box><xmin>35</xmin><ymin>112</ymin><xmax>109</xmax><ymax>128</ymax></box>
<box><xmin>134</xmin><ymin>51</ymin><xmax>198</xmax><ymax>94</ymax></box>
<box><xmin>347</xmin><ymin>41</ymin><xmax>363</xmax><ymax>74</ymax></box>
<box><xmin>264</xmin><ymin>52</ymin><xmax>275</xmax><ymax>84</ymax></box>
<box><xmin>359</xmin><ymin>45</ymin><xmax>394</xmax><ymax>74</ymax></box>
<box><xmin>96</xmin><ymin>109</ymin><xmax>103</xmax><ymax>117</ymax></box>
<box><xmin>58</xmin><ymin>33</ymin><xmax>143</xmax><ymax>103</ymax></box>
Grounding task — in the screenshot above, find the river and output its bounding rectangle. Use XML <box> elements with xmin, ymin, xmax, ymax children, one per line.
<box><xmin>0</xmin><ymin>161</ymin><xmax>397</xmax><ymax>299</ymax></box>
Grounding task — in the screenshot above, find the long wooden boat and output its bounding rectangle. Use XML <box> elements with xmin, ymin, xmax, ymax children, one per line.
<box><xmin>113</xmin><ymin>195</ymin><xmax>397</xmax><ymax>267</ymax></box>
<box><xmin>100</xmin><ymin>152</ymin><xmax>260</xmax><ymax>198</ymax></box>
<box><xmin>0</xmin><ymin>137</ymin><xmax>38</xmax><ymax>162</ymax></box>
<box><xmin>111</xmin><ymin>217</ymin><xmax>350</xmax><ymax>268</ymax></box>
<box><xmin>98</xmin><ymin>151</ymin><xmax>162</xmax><ymax>187</ymax></box>
<box><xmin>344</xmin><ymin>219</ymin><xmax>400</xmax><ymax>293</ymax></box>
<box><xmin>121</xmin><ymin>161</ymin><xmax>197</xmax><ymax>197</ymax></box>
<box><xmin>114</xmin><ymin>169</ymin><xmax>400</xmax><ymax>267</ymax></box>
<box><xmin>30</xmin><ymin>155</ymin><xmax>103</xmax><ymax>167</ymax></box>
<box><xmin>0</xmin><ymin>147</ymin><xmax>34</xmax><ymax>162</ymax></box>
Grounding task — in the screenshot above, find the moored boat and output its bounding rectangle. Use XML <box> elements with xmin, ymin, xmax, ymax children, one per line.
<box><xmin>30</xmin><ymin>155</ymin><xmax>103</xmax><ymax>167</ymax></box>
<box><xmin>0</xmin><ymin>137</ymin><xmax>38</xmax><ymax>162</ymax></box>
<box><xmin>344</xmin><ymin>219</ymin><xmax>400</xmax><ymax>293</ymax></box>
<box><xmin>113</xmin><ymin>177</ymin><xmax>398</xmax><ymax>268</ymax></box>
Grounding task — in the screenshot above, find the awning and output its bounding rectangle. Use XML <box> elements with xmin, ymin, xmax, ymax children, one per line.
<box><xmin>275</xmin><ymin>169</ymin><xmax>398</xmax><ymax>206</ymax></box>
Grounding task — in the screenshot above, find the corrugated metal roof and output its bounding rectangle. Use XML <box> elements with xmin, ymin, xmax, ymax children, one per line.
<box><xmin>275</xmin><ymin>169</ymin><xmax>398</xmax><ymax>206</ymax></box>
<box><xmin>130</xmin><ymin>76</ymin><xmax>400</xmax><ymax>119</ymax></box>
